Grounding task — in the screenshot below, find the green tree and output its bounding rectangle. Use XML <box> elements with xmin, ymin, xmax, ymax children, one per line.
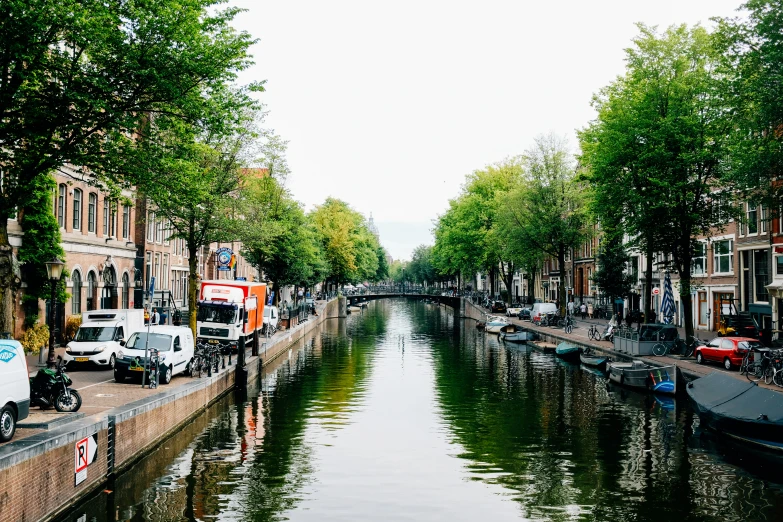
<box><xmin>409</xmin><ymin>245</ymin><xmax>438</xmax><ymax>286</ymax></box>
<box><xmin>0</xmin><ymin>0</ymin><xmax>254</xmax><ymax>332</ymax></box>
<box><xmin>374</xmin><ymin>247</ymin><xmax>390</xmax><ymax>282</ymax></box>
<box><xmin>579</xmin><ymin>24</ymin><xmax>736</xmax><ymax>339</ymax></box>
<box><xmin>716</xmin><ymin>1</ymin><xmax>783</xmax><ymax>215</ymax></box>
<box><xmin>309</xmin><ymin>199</ymin><xmax>380</xmax><ymax>288</ymax></box>
<box><xmin>500</xmin><ymin>135</ymin><xmax>589</xmax><ymax>313</ymax></box>
<box><xmin>134</xmin><ymin>88</ymin><xmax>261</xmax><ymax>337</ymax></box>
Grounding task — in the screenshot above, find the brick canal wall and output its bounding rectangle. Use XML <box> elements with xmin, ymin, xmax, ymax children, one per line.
<box><xmin>0</xmin><ymin>298</ymin><xmax>340</xmax><ymax>522</ymax></box>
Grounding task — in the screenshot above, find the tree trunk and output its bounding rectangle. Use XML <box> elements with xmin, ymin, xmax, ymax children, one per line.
<box><xmin>188</xmin><ymin>251</ymin><xmax>199</xmax><ymax>341</ymax></box>
<box><xmin>644</xmin><ymin>243</ymin><xmax>654</xmax><ymax>324</ymax></box>
<box><xmin>558</xmin><ymin>248</ymin><xmax>566</xmax><ymax>315</ymax></box>
<box><xmin>0</xmin><ymin>220</ymin><xmax>19</xmax><ymax>335</ymax></box>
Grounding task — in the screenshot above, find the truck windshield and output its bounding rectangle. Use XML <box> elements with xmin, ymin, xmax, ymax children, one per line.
<box><xmin>126</xmin><ymin>333</ymin><xmax>172</xmax><ymax>351</ymax></box>
<box><xmin>197</xmin><ymin>305</ymin><xmax>237</xmax><ymax>324</ymax></box>
<box><xmin>75</xmin><ymin>327</ymin><xmax>116</xmax><ymax>342</ymax></box>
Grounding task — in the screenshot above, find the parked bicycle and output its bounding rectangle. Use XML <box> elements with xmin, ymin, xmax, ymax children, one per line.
<box><xmin>741</xmin><ymin>347</ymin><xmax>776</xmax><ymax>383</ymax></box>
<box><xmin>652</xmin><ymin>335</ymin><xmax>704</xmax><ymax>357</ymax></box>
<box><xmin>587</xmin><ymin>324</ymin><xmax>600</xmax><ymax>341</ymax></box>
<box><xmin>561</xmin><ymin>314</ymin><xmax>575</xmax><ymax>334</ymax></box>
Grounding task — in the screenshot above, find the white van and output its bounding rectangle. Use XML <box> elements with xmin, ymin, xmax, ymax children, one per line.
<box><xmin>114</xmin><ymin>326</ymin><xmax>194</xmax><ymax>384</ymax></box>
<box><xmin>0</xmin><ymin>340</ymin><xmax>30</xmax><ymax>442</ymax></box>
<box><xmin>530</xmin><ymin>303</ymin><xmax>559</xmax><ymax>323</ymax></box>
<box><xmin>64</xmin><ymin>309</ymin><xmax>145</xmax><ymax>369</ymax></box>
<box><xmin>263</xmin><ymin>306</ymin><xmax>279</xmax><ymax>333</ymax></box>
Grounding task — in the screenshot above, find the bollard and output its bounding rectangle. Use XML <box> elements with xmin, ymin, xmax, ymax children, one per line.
<box><xmin>228</xmin><ymin>351</ymin><xmax>232</xmax><ymax>366</ymax></box>
<box><xmin>222</xmin><ymin>353</ymin><xmax>226</xmax><ymax>369</ymax></box>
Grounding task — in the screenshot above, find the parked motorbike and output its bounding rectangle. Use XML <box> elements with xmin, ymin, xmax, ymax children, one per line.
<box><xmin>30</xmin><ymin>356</ymin><xmax>82</xmax><ymax>412</ymax></box>
<box><xmin>602</xmin><ymin>320</ymin><xmax>617</xmax><ymax>343</ymax></box>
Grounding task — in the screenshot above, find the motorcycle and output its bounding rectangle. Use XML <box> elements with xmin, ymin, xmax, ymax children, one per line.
<box><xmin>602</xmin><ymin>318</ymin><xmax>617</xmax><ymax>343</ymax></box>
<box><xmin>30</xmin><ymin>356</ymin><xmax>82</xmax><ymax>412</ymax></box>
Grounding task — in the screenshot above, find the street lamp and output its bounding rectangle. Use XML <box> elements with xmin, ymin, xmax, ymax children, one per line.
<box><xmin>45</xmin><ymin>257</ymin><xmax>65</xmax><ymax>368</ymax></box>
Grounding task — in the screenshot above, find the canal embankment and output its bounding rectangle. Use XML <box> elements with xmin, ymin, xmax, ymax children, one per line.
<box><xmin>463</xmin><ymin>299</ymin><xmax>768</xmax><ymax>390</ymax></box>
<box><xmin>0</xmin><ymin>297</ymin><xmax>342</xmax><ymax>522</ymax></box>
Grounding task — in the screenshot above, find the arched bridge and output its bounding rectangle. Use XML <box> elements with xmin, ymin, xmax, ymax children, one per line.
<box><xmin>345</xmin><ymin>293</ymin><xmax>461</xmax><ymax>309</ymax></box>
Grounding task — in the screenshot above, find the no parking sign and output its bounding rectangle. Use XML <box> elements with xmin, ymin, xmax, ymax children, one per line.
<box><xmin>74</xmin><ymin>434</ymin><xmax>98</xmax><ymax>486</ymax></box>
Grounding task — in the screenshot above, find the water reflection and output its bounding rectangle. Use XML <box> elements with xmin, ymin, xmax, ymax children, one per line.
<box><xmin>59</xmin><ymin>299</ymin><xmax>783</xmax><ymax>522</ymax></box>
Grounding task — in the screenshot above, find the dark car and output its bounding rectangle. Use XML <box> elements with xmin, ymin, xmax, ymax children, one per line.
<box><xmin>518</xmin><ymin>307</ymin><xmax>532</xmax><ymax>320</ymax></box>
<box><xmin>491</xmin><ymin>301</ymin><xmax>507</xmax><ymax>313</ymax></box>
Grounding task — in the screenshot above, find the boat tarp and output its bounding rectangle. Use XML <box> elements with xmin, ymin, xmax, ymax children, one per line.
<box><xmin>556</xmin><ymin>342</ymin><xmax>579</xmax><ymax>352</ymax></box>
<box><xmin>688</xmin><ymin>372</ymin><xmax>783</xmax><ymax>424</ymax></box>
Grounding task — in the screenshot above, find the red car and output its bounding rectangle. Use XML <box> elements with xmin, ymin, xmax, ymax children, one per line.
<box><xmin>695</xmin><ymin>336</ymin><xmax>763</xmax><ymax>370</ymax></box>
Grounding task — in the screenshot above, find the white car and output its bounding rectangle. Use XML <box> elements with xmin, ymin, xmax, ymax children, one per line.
<box><xmin>114</xmin><ymin>326</ymin><xmax>194</xmax><ymax>384</ymax></box>
<box><xmin>507</xmin><ymin>304</ymin><xmax>523</xmax><ymax>317</ymax></box>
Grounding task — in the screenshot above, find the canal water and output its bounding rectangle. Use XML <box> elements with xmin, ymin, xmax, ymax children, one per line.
<box><xmin>59</xmin><ymin>300</ymin><xmax>783</xmax><ymax>522</ymax></box>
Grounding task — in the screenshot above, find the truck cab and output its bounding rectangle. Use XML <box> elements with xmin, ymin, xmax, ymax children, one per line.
<box><xmin>197</xmin><ymin>301</ymin><xmax>244</xmax><ymax>352</ymax></box>
<box><xmin>196</xmin><ymin>281</ymin><xmax>266</xmax><ymax>353</ymax></box>
<box><xmin>64</xmin><ymin>309</ymin><xmax>144</xmax><ymax>368</ymax></box>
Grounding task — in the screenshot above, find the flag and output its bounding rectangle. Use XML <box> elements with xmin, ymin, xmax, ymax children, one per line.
<box><xmin>661</xmin><ymin>271</ymin><xmax>675</xmax><ymax>324</ymax></box>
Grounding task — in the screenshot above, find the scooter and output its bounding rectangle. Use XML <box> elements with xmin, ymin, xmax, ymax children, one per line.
<box><xmin>602</xmin><ymin>319</ymin><xmax>617</xmax><ymax>343</ymax></box>
<box><xmin>30</xmin><ymin>356</ymin><xmax>82</xmax><ymax>412</ymax></box>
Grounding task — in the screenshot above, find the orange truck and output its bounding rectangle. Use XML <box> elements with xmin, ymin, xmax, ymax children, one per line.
<box><xmin>197</xmin><ymin>280</ymin><xmax>267</xmax><ymax>353</ymax></box>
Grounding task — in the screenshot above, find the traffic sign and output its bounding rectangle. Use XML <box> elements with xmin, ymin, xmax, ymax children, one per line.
<box><xmin>74</xmin><ymin>434</ymin><xmax>98</xmax><ymax>486</ymax></box>
<box><xmin>653</xmin><ymin>288</ymin><xmax>660</xmax><ymax>295</ymax></box>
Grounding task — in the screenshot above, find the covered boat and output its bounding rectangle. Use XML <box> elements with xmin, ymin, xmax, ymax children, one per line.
<box><xmin>580</xmin><ymin>349</ymin><xmax>609</xmax><ymax>372</ymax></box>
<box><xmin>607</xmin><ymin>360</ymin><xmax>676</xmax><ymax>395</ymax></box>
<box><xmin>499</xmin><ymin>324</ymin><xmax>537</xmax><ymax>343</ymax></box>
<box><xmin>484</xmin><ymin>316</ymin><xmax>511</xmax><ymax>334</ymax></box>
<box><xmin>687</xmin><ymin>371</ymin><xmax>783</xmax><ymax>451</ymax></box>
<box><xmin>555</xmin><ymin>342</ymin><xmax>581</xmax><ymax>362</ymax></box>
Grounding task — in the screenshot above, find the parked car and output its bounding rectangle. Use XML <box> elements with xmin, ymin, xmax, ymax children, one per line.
<box><xmin>518</xmin><ymin>307</ymin><xmax>532</xmax><ymax>320</ymax></box>
<box><xmin>530</xmin><ymin>302</ymin><xmax>558</xmax><ymax>324</ymax></box>
<box><xmin>506</xmin><ymin>303</ymin><xmax>523</xmax><ymax>317</ymax></box>
<box><xmin>0</xmin><ymin>340</ymin><xmax>30</xmax><ymax>442</ymax></box>
<box><xmin>695</xmin><ymin>336</ymin><xmax>762</xmax><ymax>370</ymax></box>
<box><xmin>491</xmin><ymin>301</ymin><xmax>507</xmax><ymax>313</ymax></box>
<box><xmin>114</xmin><ymin>326</ymin><xmax>195</xmax><ymax>384</ymax></box>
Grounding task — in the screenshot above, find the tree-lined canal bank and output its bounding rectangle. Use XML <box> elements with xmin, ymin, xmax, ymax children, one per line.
<box><xmin>57</xmin><ymin>299</ymin><xmax>783</xmax><ymax>521</ymax></box>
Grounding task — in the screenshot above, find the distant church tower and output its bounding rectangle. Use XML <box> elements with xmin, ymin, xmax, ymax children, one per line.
<box><xmin>367</xmin><ymin>212</ymin><xmax>380</xmax><ymax>239</ymax></box>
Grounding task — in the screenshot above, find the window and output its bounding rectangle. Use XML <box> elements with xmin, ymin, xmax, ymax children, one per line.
<box><xmin>122</xmin><ymin>205</ymin><xmax>130</xmax><ymax>239</ymax></box>
<box><xmin>630</xmin><ymin>256</ymin><xmax>639</xmax><ymax>282</ymax></box>
<box><xmin>145</xmin><ymin>251</ymin><xmax>152</xmax><ymax>287</ymax></box>
<box><xmin>122</xmin><ymin>272</ymin><xmax>130</xmax><ymax>309</ymax></box>
<box><xmin>103</xmin><ymin>198</ymin><xmax>109</xmax><ymax>235</ymax></box>
<box><xmin>72</xmin><ymin>189</ymin><xmax>82</xmax><ymax>231</ymax></box>
<box><xmin>109</xmin><ymin>202</ymin><xmax>116</xmax><ymax>238</ymax></box>
<box><xmin>164</xmin><ymin>221</ymin><xmax>170</xmax><ymax>245</ymax></box>
<box><xmin>72</xmin><ymin>271</ymin><xmax>82</xmax><ymax>314</ymax></box>
<box><xmin>154</xmin><ymin>252</ymin><xmax>160</xmax><ymax>282</ymax></box>
<box><xmin>147</xmin><ymin>211</ymin><xmax>155</xmax><ymax>242</ymax></box>
<box><xmin>87</xmin><ymin>271</ymin><xmax>97</xmax><ymax>311</ymax></box>
<box><xmin>57</xmin><ymin>184</ymin><xmax>66</xmax><ymax>228</ymax></box>
<box><xmin>777</xmin><ymin>256</ymin><xmax>783</xmax><ymax>276</ymax></box>
<box><xmin>162</xmin><ymin>254</ymin><xmax>169</xmax><ymax>289</ymax></box>
<box><xmin>698</xmin><ymin>292</ymin><xmax>707</xmax><ymax>325</ymax></box>
<box><xmin>762</xmin><ymin>206</ymin><xmax>767</xmax><ymax>233</ymax></box>
<box><xmin>88</xmin><ymin>193</ymin><xmax>97</xmax><ymax>233</ymax></box>
<box><xmin>754</xmin><ymin>250</ymin><xmax>769</xmax><ymax>302</ymax></box>
<box><xmin>156</xmin><ymin>217</ymin><xmax>163</xmax><ymax>243</ymax></box>
<box><xmin>692</xmin><ymin>243</ymin><xmax>706</xmax><ymax>276</ymax></box>
<box><xmin>748</xmin><ymin>204</ymin><xmax>758</xmax><ymax>235</ymax></box>
<box><xmin>713</xmin><ymin>239</ymin><xmax>734</xmax><ymax>274</ymax></box>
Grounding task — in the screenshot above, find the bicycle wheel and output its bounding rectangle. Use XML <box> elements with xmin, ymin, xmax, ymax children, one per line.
<box><xmin>565</xmin><ymin>324</ymin><xmax>573</xmax><ymax>334</ymax></box>
<box><xmin>557</xmin><ymin>319</ymin><xmax>565</xmax><ymax>328</ymax></box>
<box><xmin>764</xmin><ymin>366</ymin><xmax>775</xmax><ymax>385</ymax></box>
<box><xmin>652</xmin><ymin>343</ymin><xmax>667</xmax><ymax>356</ymax></box>
<box><xmin>747</xmin><ymin>362</ymin><xmax>764</xmax><ymax>383</ymax></box>
<box><xmin>774</xmin><ymin>370</ymin><xmax>783</xmax><ymax>387</ymax></box>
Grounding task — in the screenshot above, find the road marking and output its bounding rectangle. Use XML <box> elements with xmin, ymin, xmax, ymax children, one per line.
<box><xmin>77</xmin><ymin>378</ymin><xmax>115</xmax><ymax>391</ymax></box>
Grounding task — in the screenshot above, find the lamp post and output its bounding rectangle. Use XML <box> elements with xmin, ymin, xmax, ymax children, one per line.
<box><xmin>402</xmin><ymin>268</ymin><xmax>405</xmax><ymax>295</ymax></box>
<box><xmin>44</xmin><ymin>257</ymin><xmax>65</xmax><ymax>368</ymax></box>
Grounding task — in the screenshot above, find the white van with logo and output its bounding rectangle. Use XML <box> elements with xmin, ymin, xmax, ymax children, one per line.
<box><xmin>114</xmin><ymin>326</ymin><xmax>194</xmax><ymax>384</ymax></box>
<box><xmin>0</xmin><ymin>340</ymin><xmax>30</xmax><ymax>442</ymax></box>
<box><xmin>64</xmin><ymin>309</ymin><xmax>145</xmax><ymax>369</ymax></box>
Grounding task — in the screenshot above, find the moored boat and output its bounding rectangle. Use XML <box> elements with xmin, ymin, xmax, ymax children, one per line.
<box><xmin>607</xmin><ymin>360</ymin><xmax>676</xmax><ymax>395</ymax></box>
<box><xmin>580</xmin><ymin>349</ymin><xmax>609</xmax><ymax>372</ymax></box>
<box><xmin>484</xmin><ymin>316</ymin><xmax>511</xmax><ymax>334</ymax></box>
<box><xmin>530</xmin><ymin>341</ymin><xmax>556</xmax><ymax>353</ymax></box>
<box><xmin>555</xmin><ymin>342</ymin><xmax>581</xmax><ymax>362</ymax></box>
<box><xmin>687</xmin><ymin>371</ymin><xmax>783</xmax><ymax>452</ymax></box>
<box><xmin>498</xmin><ymin>324</ymin><xmax>537</xmax><ymax>343</ymax></box>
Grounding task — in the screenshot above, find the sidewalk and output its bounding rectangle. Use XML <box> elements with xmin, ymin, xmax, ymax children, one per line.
<box><xmin>6</xmin><ymin>300</ymin><xmax>330</xmax><ymax>446</ymax></box>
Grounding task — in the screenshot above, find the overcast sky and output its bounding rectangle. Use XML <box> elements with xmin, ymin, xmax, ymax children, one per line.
<box><xmin>230</xmin><ymin>0</ymin><xmax>745</xmax><ymax>261</ymax></box>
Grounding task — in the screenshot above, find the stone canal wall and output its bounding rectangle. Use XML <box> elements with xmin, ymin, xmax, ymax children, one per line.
<box><xmin>0</xmin><ymin>298</ymin><xmax>340</xmax><ymax>522</ymax></box>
